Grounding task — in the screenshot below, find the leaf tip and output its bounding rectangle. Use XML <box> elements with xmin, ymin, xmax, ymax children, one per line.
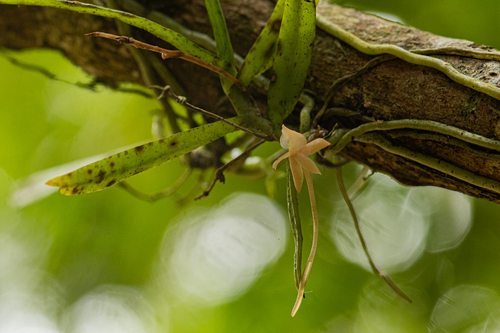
<box><xmin>46</xmin><ymin>175</ymin><xmax>80</xmax><ymax>196</ymax></box>
<box><xmin>45</xmin><ymin>177</ymin><xmax>61</xmax><ymax>187</ymax></box>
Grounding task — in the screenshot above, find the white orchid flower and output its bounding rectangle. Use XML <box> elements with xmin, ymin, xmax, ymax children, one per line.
<box><xmin>273</xmin><ymin>125</ymin><xmax>330</xmax><ymax>316</ymax></box>
<box><xmin>273</xmin><ymin>125</ymin><xmax>330</xmax><ymax>192</ymax></box>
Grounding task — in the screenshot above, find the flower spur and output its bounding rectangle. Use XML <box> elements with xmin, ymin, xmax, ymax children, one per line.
<box><xmin>273</xmin><ymin>125</ymin><xmax>330</xmax><ymax>316</ymax></box>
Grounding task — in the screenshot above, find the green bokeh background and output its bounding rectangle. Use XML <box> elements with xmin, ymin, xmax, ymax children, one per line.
<box><xmin>1</xmin><ymin>0</ymin><xmax>500</xmax><ymax>332</ymax></box>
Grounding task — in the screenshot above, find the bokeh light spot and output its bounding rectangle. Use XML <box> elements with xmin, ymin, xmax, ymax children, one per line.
<box><xmin>160</xmin><ymin>193</ymin><xmax>287</xmax><ymax>306</ymax></box>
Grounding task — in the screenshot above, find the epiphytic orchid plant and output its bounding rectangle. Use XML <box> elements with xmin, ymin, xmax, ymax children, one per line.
<box><xmin>5</xmin><ymin>0</ymin><xmax>415</xmax><ymax>319</ymax></box>
<box><xmin>273</xmin><ymin>125</ymin><xmax>330</xmax><ymax>316</ymax></box>
<box><xmin>273</xmin><ymin>125</ymin><xmax>411</xmax><ymax>316</ymax></box>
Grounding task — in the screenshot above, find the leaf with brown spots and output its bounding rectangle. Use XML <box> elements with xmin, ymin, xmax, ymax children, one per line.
<box><xmin>267</xmin><ymin>0</ymin><xmax>317</xmax><ymax>125</ymax></box>
<box><xmin>46</xmin><ymin>118</ymin><xmax>241</xmax><ymax>195</ymax></box>
<box><xmin>237</xmin><ymin>0</ymin><xmax>285</xmax><ymax>87</ymax></box>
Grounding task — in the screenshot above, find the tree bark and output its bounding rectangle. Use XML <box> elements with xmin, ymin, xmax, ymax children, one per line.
<box><xmin>2</xmin><ymin>0</ymin><xmax>500</xmax><ymax>202</ymax></box>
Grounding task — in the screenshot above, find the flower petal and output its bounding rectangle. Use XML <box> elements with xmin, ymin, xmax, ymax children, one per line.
<box><xmin>295</xmin><ymin>153</ymin><xmax>321</xmax><ymax>174</ymax></box>
<box><xmin>272</xmin><ymin>151</ymin><xmax>290</xmax><ymax>169</ymax></box>
<box><xmin>282</xmin><ymin>125</ymin><xmax>307</xmax><ymax>154</ymax></box>
<box><xmin>289</xmin><ymin>157</ymin><xmax>304</xmax><ymax>193</ymax></box>
<box><xmin>300</xmin><ymin>138</ymin><xmax>330</xmax><ymax>156</ymax></box>
<box><xmin>279</xmin><ymin>127</ymin><xmax>289</xmax><ymax>149</ymax></box>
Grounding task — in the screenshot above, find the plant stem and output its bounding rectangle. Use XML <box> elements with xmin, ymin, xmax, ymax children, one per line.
<box><xmin>334</xmin><ymin>164</ymin><xmax>412</xmax><ymax>303</ymax></box>
<box><xmin>291</xmin><ymin>170</ymin><xmax>319</xmax><ymax>317</ymax></box>
<box><xmin>286</xmin><ymin>163</ymin><xmax>303</xmax><ymax>291</ymax></box>
<box><xmin>86</xmin><ymin>32</ymin><xmax>245</xmax><ymax>91</ymax></box>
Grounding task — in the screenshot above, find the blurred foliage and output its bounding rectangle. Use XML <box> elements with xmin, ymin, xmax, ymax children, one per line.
<box><xmin>1</xmin><ymin>0</ymin><xmax>500</xmax><ymax>332</ymax></box>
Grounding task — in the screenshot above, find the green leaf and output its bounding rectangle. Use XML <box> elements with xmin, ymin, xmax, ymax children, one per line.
<box><xmin>0</xmin><ymin>0</ymin><xmax>226</xmax><ymax>69</ymax></box>
<box><xmin>205</xmin><ymin>0</ymin><xmax>237</xmax><ymax>92</ymax></box>
<box><xmin>46</xmin><ymin>118</ymin><xmax>241</xmax><ymax>195</ymax></box>
<box><xmin>205</xmin><ymin>0</ymin><xmax>234</xmax><ymax>67</ymax></box>
<box><xmin>203</xmin><ymin>0</ymin><xmax>272</xmax><ymax>123</ymax></box>
<box><xmin>267</xmin><ymin>0</ymin><xmax>316</xmax><ymax>125</ymax></box>
<box><xmin>286</xmin><ymin>163</ymin><xmax>303</xmax><ymax>291</ymax></box>
<box><xmin>237</xmin><ymin>0</ymin><xmax>285</xmax><ymax>87</ymax></box>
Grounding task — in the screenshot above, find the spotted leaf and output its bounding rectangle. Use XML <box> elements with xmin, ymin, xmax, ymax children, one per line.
<box><xmin>237</xmin><ymin>0</ymin><xmax>285</xmax><ymax>87</ymax></box>
<box><xmin>46</xmin><ymin>118</ymin><xmax>241</xmax><ymax>195</ymax></box>
<box><xmin>267</xmin><ymin>0</ymin><xmax>316</xmax><ymax>125</ymax></box>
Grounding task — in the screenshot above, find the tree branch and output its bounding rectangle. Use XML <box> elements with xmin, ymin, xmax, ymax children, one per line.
<box><xmin>2</xmin><ymin>0</ymin><xmax>500</xmax><ymax>202</ymax></box>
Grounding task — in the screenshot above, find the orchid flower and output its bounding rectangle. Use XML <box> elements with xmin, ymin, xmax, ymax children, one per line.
<box><xmin>273</xmin><ymin>125</ymin><xmax>330</xmax><ymax>316</ymax></box>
